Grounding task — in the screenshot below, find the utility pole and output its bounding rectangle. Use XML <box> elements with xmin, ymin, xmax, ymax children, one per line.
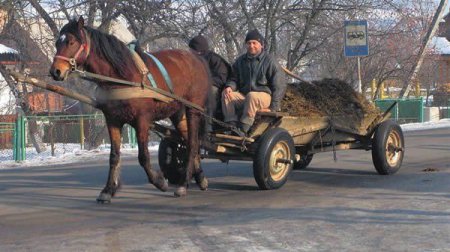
<box><xmin>399</xmin><ymin>0</ymin><xmax>449</xmax><ymax>98</ymax></box>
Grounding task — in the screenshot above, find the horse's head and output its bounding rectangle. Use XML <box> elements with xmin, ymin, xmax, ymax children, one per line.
<box><xmin>50</xmin><ymin>16</ymin><xmax>90</xmax><ymax>81</ymax></box>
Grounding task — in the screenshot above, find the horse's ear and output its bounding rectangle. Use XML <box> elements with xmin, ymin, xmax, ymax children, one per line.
<box><xmin>77</xmin><ymin>16</ymin><xmax>85</xmax><ymax>29</ymax></box>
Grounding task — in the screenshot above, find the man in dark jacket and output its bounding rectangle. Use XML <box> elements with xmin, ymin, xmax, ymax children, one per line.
<box><xmin>189</xmin><ymin>35</ymin><xmax>231</xmax><ymax>123</ymax></box>
<box><xmin>222</xmin><ymin>29</ymin><xmax>286</xmax><ymax>134</ymax></box>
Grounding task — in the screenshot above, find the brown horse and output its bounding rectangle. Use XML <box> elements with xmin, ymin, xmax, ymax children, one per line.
<box><xmin>50</xmin><ymin>17</ymin><xmax>211</xmax><ymax>201</ymax></box>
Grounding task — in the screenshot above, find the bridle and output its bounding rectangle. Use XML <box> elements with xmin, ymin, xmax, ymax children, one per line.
<box><xmin>54</xmin><ymin>29</ymin><xmax>91</xmax><ymax>71</ymax></box>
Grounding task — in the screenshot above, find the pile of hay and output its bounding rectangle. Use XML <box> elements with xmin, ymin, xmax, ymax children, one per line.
<box><xmin>281</xmin><ymin>78</ymin><xmax>380</xmax><ymax>118</ymax></box>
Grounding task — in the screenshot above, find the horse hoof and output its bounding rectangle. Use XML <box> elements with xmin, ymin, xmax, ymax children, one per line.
<box><xmin>154</xmin><ymin>178</ymin><xmax>169</xmax><ymax>192</ymax></box>
<box><xmin>97</xmin><ymin>193</ymin><xmax>112</xmax><ymax>204</ymax></box>
<box><xmin>197</xmin><ymin>177</ymin><xmax>208</xmax><ymax>191</ymax></box>
<box><xmin>174</xmin><ymin>187</ymin><xmax>187</xmax><ymax>197</ymax></box>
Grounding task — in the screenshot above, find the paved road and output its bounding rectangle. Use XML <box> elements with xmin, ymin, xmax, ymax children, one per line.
<box><xmin>0</xmin><ymin>128</ymin><xmax>449</xmax><ymax>251</ymax></box>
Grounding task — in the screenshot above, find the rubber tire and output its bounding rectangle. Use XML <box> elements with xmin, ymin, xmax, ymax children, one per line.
<box><xmin>158</xmin><ymin>138</ymin><xmax>187</xmax><ymax>184</ymax></box>
<box><xmin>253</xmin><ymin>128</ymin><xmax>295</xmax><ymax>190</ymax></box>
<box><xmin>293</xmin><ymin>154</ymin><xmax>314</xmax><ymax>170</ymax></box>
<box><xmin>372</xmin><ymin>120</ymin><xmax>405</xmax><ymax>175</ymax></box>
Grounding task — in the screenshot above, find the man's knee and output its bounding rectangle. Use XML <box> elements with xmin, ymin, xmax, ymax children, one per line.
<box><xmin>246</xmin><ymin>92</ymin><xmax>259</xmax><ymax>100</ymax></box>
<box><xmin>246</xmin><ymin>92</ymin><xmax>271</xmax><ymax>107</ymax></box>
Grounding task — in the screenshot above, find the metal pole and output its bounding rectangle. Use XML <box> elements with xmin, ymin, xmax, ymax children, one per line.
<box><xmin>79</xmin><ymin>117</ymin><xmax>84</xmax><ymax>150</ymax></box>
<box><xmin>14</xmin><ymin>115</ymin><xmax>26</xmax><ymax>161</ymax></box>
<box><xmin>130</xmin><ymin>127</ymin><xmax>137</xmax><ymax>148</ymax></box>
<box><xmin>357</xmin><ymin>57</ymin><xmax>362</xmax><ymax>93</ymax></box>
<box><xmin>21</xmin><ymin>116</ymin><xmax>26</xmax><ymax>161</ymax></box>
<box><xmin>13</xmin><ymin>118</ymin><xmax>17</xmax><ymax>161</ymax></box>
<box><xmin>419</xmin><ymin>97</ymin><xmax>424</xmax><ymax>122</ymax></box>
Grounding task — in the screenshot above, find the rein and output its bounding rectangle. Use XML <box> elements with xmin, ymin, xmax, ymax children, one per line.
<box><xmin>72</xmin><ymin>69</ymin><xmax>204</xmax><ymax>112</ymax></box>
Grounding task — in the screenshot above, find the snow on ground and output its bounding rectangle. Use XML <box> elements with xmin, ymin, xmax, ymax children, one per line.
<box><xmin>0</xmin><ymin>142</ymin><xmax>159</xmax><ymax>169</ymax></box>
<box><xmin>0</xmin><ymin>120</ymin><xmax>449</xmax><ymax>170</ymax></box>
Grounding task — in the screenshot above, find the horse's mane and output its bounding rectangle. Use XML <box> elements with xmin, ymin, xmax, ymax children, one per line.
<box><xmin>60</xmin><ymin>19</ymin><xmax>137</xmax><ymax>79</ymax></box>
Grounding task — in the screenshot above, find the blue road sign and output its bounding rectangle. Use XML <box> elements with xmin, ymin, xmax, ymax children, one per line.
<box><xmin>344</xmin><ymin>20</ymin><xmax>369</xmax><ymax>57</ymax></box>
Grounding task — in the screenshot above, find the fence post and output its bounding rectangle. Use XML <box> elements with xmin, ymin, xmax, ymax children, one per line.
<box><xmin>127</xmin><ymin>126</ymin><xmax>137</xmax><ymax>148</ymax></box>
<box><xmin>419</xmin><ymin>97</ymin><xmax>424</xmax><ymax>122</ymax></box>
<box><xmin>448</xmin><ymin>99</ymin><xmax>450</xmax><ymax>118</ymax></box>
<box><xmin>79</xmin><ymin>116</ymin><xmax>84</xmax><ymax>150</ymax></box>
<box><xmin>13</xmin><ymin>121</ymin><xmax>17</xmax><ymax>161</ymax></box>
<box><xmin>395</xmin><ymin>100</ymin><xmax>399</xmax><ymax>121</ymax></box>
<box><xmin>21</xmin><ymin>116</ymin><xmax>26</xmax><ymax>160</ymax></box>
<box><xmin>14</xmin><ymin>115</ymin><xmax>26</xmax><ymax>162</ymax></box>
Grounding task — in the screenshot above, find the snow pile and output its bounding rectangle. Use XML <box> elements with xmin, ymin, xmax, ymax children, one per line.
<box><xmin>0</xmin><ymin>142</ymin><xmax>159</xmax><ymax>169</ymax></box>
<box><xmin>400</xmin><ymin>118</ymin><xmax>450</xmax><ymax>132</ymax></box>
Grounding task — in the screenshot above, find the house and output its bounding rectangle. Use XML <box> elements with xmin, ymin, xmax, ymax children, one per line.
<box><xmin>429</xmin><ymin>13</ymin><xmax>450</xmax><ymax>86</ymax></box>
<box><xmin>1</xmin><ymin>10</ymin><xmax>135</xmax><ymax>116</ymax></box>
<box><xmin>0</xmin><ymin>9</ymin><xmax>67</xmax><ymax>115</ymax></box>
<box><xmin>0</xmin><ymin>43</ymin><xmax>19</xmax><ymax>115</ymax></box>
<box><xmin>0</xmin><ymin>44</ymin><xmax>64</xmax><ymax>115</ymax></box>
<box><xmin>426</xmin><ymin>13</ymin><xmax>450</xmax><ymax>106</ymax></box>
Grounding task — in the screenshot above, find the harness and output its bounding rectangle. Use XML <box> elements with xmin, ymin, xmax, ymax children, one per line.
<box><xmin>54</xmin><ymin>29</ymin><xmax>91</xmax><ymax>71</ymax></box>
<box><xmin>127</xmin><ymin>41</ymin><xmax>174</xmax><ymax>93</ymax></box>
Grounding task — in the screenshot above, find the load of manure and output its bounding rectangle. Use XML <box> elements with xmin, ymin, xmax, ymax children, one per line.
<box><xmin>281</xmin><ymin>78</ymin><xmax>380</xmax><ymax>120</ymax></box>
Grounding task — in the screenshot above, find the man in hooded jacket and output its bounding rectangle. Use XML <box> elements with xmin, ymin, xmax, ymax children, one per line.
<box><xmin>189</xmin><ymin>35</ymin><xmax>231</xmax><ymax>124</ymax></box>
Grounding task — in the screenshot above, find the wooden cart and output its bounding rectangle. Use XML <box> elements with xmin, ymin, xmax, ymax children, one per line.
<box><xmin>157</xmin><ymin>109</ymin><xmax>405</xmax><ymax>190</ymax></box>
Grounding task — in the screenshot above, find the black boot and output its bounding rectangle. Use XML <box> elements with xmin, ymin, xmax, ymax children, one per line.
<box><xmin>228</xmin><ymin>121</ymin><xmax>239</xmax><ymax>128</ymax></box>
<box><xmin>239</xmin><ymin>122</ymin><xmax>252</xmax><ymax>135</ymax></box>
<box><xmin>222</xmin><ymin>121</ymin><xmax>242</xmax><ymax>136</ymax></box>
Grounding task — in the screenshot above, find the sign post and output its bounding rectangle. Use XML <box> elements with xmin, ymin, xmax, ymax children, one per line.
<box><xmin>344</xmin><ymin>20</ymin><xmax>369</xmax><ymax>93</ymax></box>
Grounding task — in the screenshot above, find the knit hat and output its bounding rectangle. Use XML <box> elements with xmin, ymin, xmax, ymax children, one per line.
<box><xmin>245</xmin><ymin>29</ymin><xmax>264</xmax><ymax>45</ymax></box>
<box><xmin>188</xmin><ymin>35</ymin><xmax>209</xmax><ymax>53</ymax></box>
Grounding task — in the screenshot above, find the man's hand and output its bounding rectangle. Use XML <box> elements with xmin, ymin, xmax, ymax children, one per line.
<box><xmin>222</xmin><ymin>86</ymin><xmax>233</xmax><ymax>99</ymax></box>
<box><xmin>259</xmin><ymin>108</ymin><xmax>271</xmax><ymax>112</ymax></box>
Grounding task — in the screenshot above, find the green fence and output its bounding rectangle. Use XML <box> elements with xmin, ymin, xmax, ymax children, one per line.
<box><xmin>375</xmin><ymin>98</ymin><xmax>424</xmax><ymax>123</ymax></box>
<box><xmin>0</xmin><ymin>122</ymin><xmax>16</xmax><ymax>162</ymax></box>
<box><xmin>0</xmin><ymin>114</ymin><xmax>139</xmax><ymax>162</ymax></box>
<box><xmin>443</xmin><ymin>99</ymin><xmax>450</xmax><ymax>119</ymax></box>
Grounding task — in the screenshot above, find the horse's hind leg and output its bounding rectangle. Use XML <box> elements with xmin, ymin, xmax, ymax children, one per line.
<box><xmin>172</xmin><ymin>111</ymin><xmax>207</xmax><ymax>193</ymax></box>
<box><xmin>174</xmin><ymin>108</ymin><xmax>205</xmax><ymax>197</ymax></box>
<box><xmin>97</xmin><ymin>123</ymin><xmax>123</xmax><ymax>203</ymax></box>
<box><xmin>136</xmin><ymin>120</ymin><xmax>168</xmax><ymax>192</ymax></box>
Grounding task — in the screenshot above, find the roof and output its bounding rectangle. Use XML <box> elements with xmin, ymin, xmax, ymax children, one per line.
<box><xmin>429</xmin><ymin>36</ymin><xmax>450</xmax><ymax>55</ymax></box>
<box><xmin>0</xmin><ymin>44</ymin><xmax>18</xmax><ymax>54</ymax></box>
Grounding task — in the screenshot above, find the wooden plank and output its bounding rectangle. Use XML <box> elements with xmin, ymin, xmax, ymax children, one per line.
<box><xmin>281</xmin><ymin>117</ymin><xmax>329</xmax><ymax>136</ymax></box>
<box><xmin>212</xmin><ymin>133</ymin><xmax>255</xmax><ymax>143</ymax></box>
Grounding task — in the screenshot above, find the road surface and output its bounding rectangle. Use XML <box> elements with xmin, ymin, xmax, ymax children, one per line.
<box><xmin>0</xmin><ymin>128</ymin><xmax>449</xmax><ymax>251</ymax></box>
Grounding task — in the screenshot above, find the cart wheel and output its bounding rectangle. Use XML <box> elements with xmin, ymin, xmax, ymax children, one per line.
<box><xmin>158</xmin><ymin>138</ymin><xmax>187</xmax><ymax>184</ymax></box>
<box><xmin>293</xmin><ymin>154</ymin><xmax>314</xmax><ymax>170</ymax></box>
<box><xmin>371</xmin><ymin>120</ymin><xmax>404</xmax><ymax>175</ymax></box>
<box><xmin>253</xmin><ymin>128</ymin><xmax>295</xmax><ymax>190</ymax></box>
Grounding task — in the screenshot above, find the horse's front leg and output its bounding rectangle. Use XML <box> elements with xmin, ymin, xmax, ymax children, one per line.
<box><xmin>97</xmin><ymin>123</ymin><xmax>123</xmax><ymax>203</ymax></box>
<box><xmin>136</xmin><ymin>121</ymin><xmax>168</xmax><ymax>192</ymax></box>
